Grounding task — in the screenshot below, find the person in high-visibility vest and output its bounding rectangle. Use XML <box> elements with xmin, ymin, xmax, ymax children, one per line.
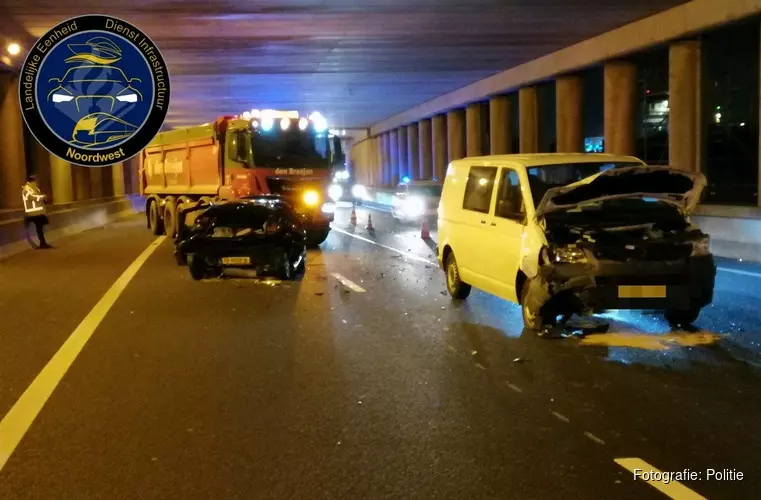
<box><xmin>22</xmin><ymin>174</ymin><xmax>52</xmax><ymax>249</ymax></box>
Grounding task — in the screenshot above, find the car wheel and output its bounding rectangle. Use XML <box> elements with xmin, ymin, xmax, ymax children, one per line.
<box><xmin>188</xmin><ymin>254</ymin><xmax>207</xmax><ymax>281</ymax></box>
<box><xmin>278</xmin><ymin>251</ymin><xmax>293</xmax><ymax>280</ymax></box>
<box><xmin>307</xmin><ymin>229</ymin><xmax>330</xmax><ymax>247</ymax></box>
<box><xmin>664</xmin><ymin>306</ymin><xmax>701</xmax><ymax>327</ymax></box>
<box><xmin>520</xmin><ymin>279</ymin><xmax>556</xmax><ymax>332</ymax></box>
<box><xmin>149</xmin><ymin>201</ymin><xmax>164</xmax><ymax>235</ymax></box>
<box><xmin>175</xmin><ymin>250</ymin><xmax>188</xmax><ymax>266</ymax></box>
<box><xmin>295</xmin><ymin>248</ymin><xmax>307</xmax><ymax>275</ymax></box>
<box><xmin>445</xmin><ymin>252</ymin><xmax>471</xmax><ymax>299</ymax></box>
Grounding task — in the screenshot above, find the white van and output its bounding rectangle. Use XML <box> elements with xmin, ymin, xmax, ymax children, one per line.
<box><xmin>436</xmin><ymin>153</ymin><xmax>716</xmax><ymax>331</ymax></box>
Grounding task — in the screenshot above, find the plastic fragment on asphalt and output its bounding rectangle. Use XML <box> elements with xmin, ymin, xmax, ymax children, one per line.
<box><xmin>512</xmin><ymin>357</ymin><xmax>523</xmax><ymax>363</ymax></box>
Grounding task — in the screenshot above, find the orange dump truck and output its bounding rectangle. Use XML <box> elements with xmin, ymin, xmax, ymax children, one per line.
<box><xmin>140</xmin><ymin>111</ymin><xmax>340</xmax><ymax>246</ymax></box>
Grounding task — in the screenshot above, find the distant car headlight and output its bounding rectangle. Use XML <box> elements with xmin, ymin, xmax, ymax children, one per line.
<box><xmin>550</xmin><ymin>246</ymin><xmax>587</xmax><ymax>264</ymax></box>
<box><xmin>303</xmin><ymin>190</ymin><xmax>320</xmax><ymax>206</ymax></box>
<box><xmin>51</xmin><ymin>93</ymin><xmax>74</xmax><ymax>103</ymax></box>
<box><xmin>402</xmin><ymin>196</ymin><xmax>426</xmax><ymax>217</ymax></box>
<box><xmin>328</xmin><ymin>184</ymin><xmax>343</xmax><ymax>202</ymax></box>
<box><xmin>116</xmin><ymin>93</ymin><xmax>138</xmax><ymax>103</ymax></box>
<box><xmin>351</xmin><ymin>184</ymin><xmax>366</xmax><ymax>199</ymax></box>
<box><xmin>691</xmin><ymin>236</ymin><xmax>711</xmax><ymax>257</ymax></box>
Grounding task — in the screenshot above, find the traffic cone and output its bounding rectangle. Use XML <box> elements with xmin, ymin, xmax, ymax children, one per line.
<box><xmin>421</xmin><ymin>216</ymin><xmax>431</xmax><ymax>240</ymax></box>
<box><xmin>365</xmin><ymin>214</ymin><xmax>374</xmax><ymax>232</ymax></box>
<box><xmin>349</xmin><ymin>207</ymin><xmax>357</xmax><ymax>225</ymax></box>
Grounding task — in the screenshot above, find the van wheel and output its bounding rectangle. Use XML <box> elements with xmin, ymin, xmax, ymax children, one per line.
<box><xmin>149</xmin><ymin>201</ymin><xmax>164</xmax><ymax>235</ymax></box>
<box><xmin>520</xmin><ymin>279</ymin><xmax>555</xmax><ymax>331</ymax></box>
<box><xmin>664</xmin><ymin>306</ymin><xmax>701</xmax><ymax>327</ymax></box>
<box><xmin>445</xmin><ymin>252</ymin><xmax>471</xmax><ymax>299</ymax></box>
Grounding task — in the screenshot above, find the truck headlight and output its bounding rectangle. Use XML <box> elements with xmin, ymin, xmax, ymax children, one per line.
<box><xmin>691</xmin><ymin>236</ymin><xmax>711</xmax><ymax>256</ymax></box>
<box><xmin>328</xmin><ymin>184</ymin><xmax>343</xmax><ymax>202</ymax></box>
<box><xmin>402</xmin><ymin>196</ymin><xmax>425</xmax><ymax>217</ymax></box>
<box><xmin>351</xmin><ymin>184</ymin><xmax>367</xmax><ymax>199</ymax></box>
<box><xmin>549</xmin><ymin>246</ymin><xmax>587</xmax><ymax>264</ymax></box>
<box><xmin>303</xmin><ymin>190</ymin><xmax>320</xmax><ymax>206</ymax></box>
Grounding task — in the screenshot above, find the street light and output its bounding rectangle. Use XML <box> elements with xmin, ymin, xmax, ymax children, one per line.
<box><xmin>7</xmin><ymin>43</ymin><xmax>21</xmax><ymax>56</ymax></box>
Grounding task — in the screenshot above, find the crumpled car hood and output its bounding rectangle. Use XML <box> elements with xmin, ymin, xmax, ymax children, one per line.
<box><xmin>534</xmin><ymin>166</ymin><xmax>706</xmax><ymax>217</ymax></box>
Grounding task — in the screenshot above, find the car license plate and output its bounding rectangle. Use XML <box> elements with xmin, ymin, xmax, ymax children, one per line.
<box><xmin>618</xmin><ymin>285</ymin><xmax>667</xmax><ymax>299</ymax></box>
<box><xmin>221</xmin><ymin>256</ymin><xmax>251</xmax><ymax>266</ymax></box>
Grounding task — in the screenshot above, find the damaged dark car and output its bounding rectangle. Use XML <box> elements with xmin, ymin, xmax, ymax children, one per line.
<box><xmin>523</xmin><ymin>164</ymin><xmax>716</xmax><ymax>331</ymax></box>
<box><xmin>175</xmin><ymin>196</ymin><xmax>307</xmax><ymax>281</ymax></box>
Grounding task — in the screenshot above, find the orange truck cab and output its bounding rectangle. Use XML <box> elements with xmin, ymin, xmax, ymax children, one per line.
<box><xmin>140</xmin><ymin>111</ymin><xmax>340</xmax><ymax>246</ymax></box>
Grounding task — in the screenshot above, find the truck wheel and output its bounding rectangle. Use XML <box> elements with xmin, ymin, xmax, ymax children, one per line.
<box><xmin>164</xmin><ymin>202</ymin><xmax>177</xmax><ymax>238</ymax></box>
<box><xmin>149</xmin><ymin>201</ymin><xmax>164</xmax><ymax>235</ymax></box>
<box><xmin>664</xmin><ymin>306</ymin><xmax>701</xmax><ymax>327</ymax></box>
<box><xmin>307</xmin><ymin>229</ymin><xmax>330</xmax><ymax>247</ymax></box>
<box><xmin>188</xmin><ymin>254</ymin><xmax>207</xmax><ymax>281</ymax></box>
<box><xmin>445</xmin><ymin>252</ymin><xmax>471</xmax><ymax>299</ymax></box>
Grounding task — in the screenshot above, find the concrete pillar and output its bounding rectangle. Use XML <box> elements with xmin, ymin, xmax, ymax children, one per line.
<box><xmin>556</xmin><ymin>75</ymin><xmax>584</xmax><ymax>153</ymax></box>
<box><xmin>29</xmin><ymin>140</ymin><xmax>52</xmax><ymax>199</ymax></box>
<box><xmin>489</xmin><ymin>95</ymin><xmax>511</xmax><ymax>154</ymax></box>
<box><xmin>604</xmin><ymin>60</ymin><xmax>637</xmax><ymax>156</ymax></box>
<box><xmin>389</xmin><ymin>128</ymin><xmax>400</xmax><ymax>185</ymax></box>
<box><xmin>72</xmin><ymin>166</ymin><xmax>90</xmax><ymax>201</ymax></box>
<box><xmin>112</xmin><ymin>162</ymin><xmax>125</xmax><ymax>196</ymax></box>
<box><xmin>50</xmin><ymin>154</ymin><xmax>74</xmax><ymax>204</ymax></box>
<box><xmin>418</xmin><ymin>119</ymin><xmax>433</xmax><ymax>180</ymax></box>
<box><xmin>432</xmin><ymin>114</ymin><xmax>447</xmax><ymax>182</ymax></box>
<box><xmin>397</xmin><ymin>126</ymin><xmax>408</xmax><ymax>180</ymax></box>
<box><xmin>89</xmin><ymin>167</ymin><xmax>104</xmax><ymax>199</ymax></box>
<box><xmin>447</xmin><ymin>109</ymin><xmax>465</xmax><ymax>162</ymax></box>
<box><xmin>519</xmin><ymin>87</ymin><xmax>539</xmax><ymax>153</ymax></box>
<box><xmin>669</xmin><ymin>41</ymin><xmax>700</xmax><ymax>173</ymax></box>
<box><xmin>0</xmin><ymin>74</ymin><xmax>27</xmax><ymax>209</ymax></box>
<box><xmin>406</xmin><ymin>123</ymin><xmax>419</xmax><ymax>180</ymax></box>
<box><xmin>466</xmin><ymin>103</ymin><xmax>483</xmax><ymax>157</ymax></box>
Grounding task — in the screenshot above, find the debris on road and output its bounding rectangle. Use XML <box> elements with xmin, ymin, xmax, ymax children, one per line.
<box><xmin>314</xmin><ymin>292</ymin><xmax>325</xmax><ymax>296</ymax></box>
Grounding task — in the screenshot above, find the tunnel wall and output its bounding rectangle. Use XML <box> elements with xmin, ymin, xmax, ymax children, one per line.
<box><xmin>0</xmin><ymin>195</ymin><xmax>144</xmax><ymax>261</ymax></box>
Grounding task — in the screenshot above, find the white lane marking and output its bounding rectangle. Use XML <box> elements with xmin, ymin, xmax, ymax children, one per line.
<box><xmin>551</xmin><ymin>411</ymin><xmax>570</xmax><ymax>423</ymax></box>
<box><xmin>584</xmin><ymin>431</ymin><xmax>606</xmax><ymax>445</ymax></box>
<box><xmin>0</xmin><ymin>236</ymin><xmax>166</xmax><ymax>472</ymax></box>
<box><xmin>507</xmin><ymin>383</ymin><xmax>523</xmax><ymax>394</ymax></box>
<box><xmin>331</xmin><ymin>226</ymin><xmax>437</xmax><ymax>266</ymax></box>
<box><xmin>331</xmin><ymin>272</ymin><xmax>366</xmax><ymax>292</ymax></box>
<box><xmin>615</xmin><ymin>458</ymin><xmax>707</xmax><ymax>499</ymax></box>
<box><xmin>717</xmin><ymin>266</ymin><xmax>761</xmax><ymax>279</ymax></box>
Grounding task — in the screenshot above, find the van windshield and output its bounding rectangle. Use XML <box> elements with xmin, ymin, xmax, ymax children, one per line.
<box><xmin>526</xmin><ymin>162</ymin><xmax>642</xmax><ymax>208</ymax></box>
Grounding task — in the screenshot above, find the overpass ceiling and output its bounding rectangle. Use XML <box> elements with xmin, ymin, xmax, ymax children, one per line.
<box><xmin>1</xmin><ymin>0</ymin><xmax>688</xmax><ymax>129</ymax></box>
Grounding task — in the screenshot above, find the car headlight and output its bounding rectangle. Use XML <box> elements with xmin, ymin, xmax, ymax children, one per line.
<box><xmin>351</xmin><ymin>184</ymin><xmax>366</xmax><ymax>199</ymax></box>
<box><xmin>691</xmin><ymin>236</ymin><xmax>711</xmax><ymax>256</ymax></box>
<box><xmin>303</xmin><ymin>190</ymin><xmax>320</xmax><ymax>206</ymax></box>
<box><xmin>402</xmin><ymin>196</ymin><xmax>426</xmax><ymax>217</ymax></box>
<box><xmin>116</xmin><ymin>93</ymin><xmax>138</xmax><ymax>103</ymax></box>
<box><xmin>51</xmin><ymin>93</ymin><xmax>74</xmax><ymax>103</ymax></box>
<box><xmin>549</xmin><ymin>246</ymin><xmax>587</xmax><ymax>264</ymax></box>
<box><xmin>328</xmin><ymin>184</ymin><xmax>343</xmax><ymax>202</ymax></box>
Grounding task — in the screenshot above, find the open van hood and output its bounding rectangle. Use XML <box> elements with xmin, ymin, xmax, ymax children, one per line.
<box><xmin>534</xmin><ymin>166</ymin><xmax>706</xmax><ymax>217</ymax></box>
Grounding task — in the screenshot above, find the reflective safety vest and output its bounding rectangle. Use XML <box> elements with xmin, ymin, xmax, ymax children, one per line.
<box><xmin>22</xmin><ymin>182</ymin><xmax>46</xmax><ymax>215</ymax></box>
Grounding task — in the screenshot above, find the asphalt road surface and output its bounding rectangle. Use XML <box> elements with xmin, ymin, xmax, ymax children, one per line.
<box><xmin>1</xmin><ymin>206</ymin><xmax>760</xmax><ymax>500</ymax></box>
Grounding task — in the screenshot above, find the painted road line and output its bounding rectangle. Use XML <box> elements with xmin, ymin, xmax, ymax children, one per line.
<box><xmin>331</xmin><ymin>272</ymin><xmax>366</xmax><ymax>292</ymax></box>
<box><xmin>615</xmin><ymin>458</ymin><xmax>707</xmax><ymax>500</ymax></box>
<box><xmin>0</xmin><ymin>236</ymin><xmax>166</xmax><ymax>472</ymax></box>
<box><xmin>717</xmin><ymin>266</ymin><xmax>761</xmax><ymax>279</ymax></box>
<box><xmin>331</xmin><ymin>226</ymin><xmax>438</xmax><ymax>266</ymax></box>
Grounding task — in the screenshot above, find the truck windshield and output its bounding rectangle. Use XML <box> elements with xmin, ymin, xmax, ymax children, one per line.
<box><xmin>250</xmin><ymin>128</ymin><xmax>331</xmax><ymax>168</ymax></box>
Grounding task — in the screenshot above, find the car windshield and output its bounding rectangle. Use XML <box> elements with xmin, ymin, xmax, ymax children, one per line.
<box><xmin>251</xmin><ymin>127</ymin><xmax>331</xmax><ymax>168</ymax></box>
<box><xmin>409</xmin><ymin>185</ymin><xmax>443</xmax><ymax>197</ymax></box>
<box><xmin>526</xmin><ymin>161</ymin><xmax>642</xmax><ymax>207</ymax></box>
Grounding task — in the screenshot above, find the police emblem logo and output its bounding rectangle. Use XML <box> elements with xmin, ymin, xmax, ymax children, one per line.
<box><xmin>19</xmin><ymin>15</ymin><xmax>170</xmax><ymax>167</ymax></box>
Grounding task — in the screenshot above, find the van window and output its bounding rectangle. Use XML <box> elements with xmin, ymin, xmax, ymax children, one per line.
<box><xmin>496</xmin><ymin>169</ymin><xmax>525</xmax><ymax>221</ymax></box>
<box><xmin>462</xmin><ymin>166</ymin><xmax>497</xmax><ymax>213</ymax></box>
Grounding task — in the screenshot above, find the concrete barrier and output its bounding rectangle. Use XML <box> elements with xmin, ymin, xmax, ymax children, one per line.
<box><xmin>365</xmin><ymin>187</ymin><xmax>761</xmax><ymax>262</ymax></box>
<box><xmin>0</xmin><ymin>195</ymin><xmax>145</xmax><ymax>261</ymax></box>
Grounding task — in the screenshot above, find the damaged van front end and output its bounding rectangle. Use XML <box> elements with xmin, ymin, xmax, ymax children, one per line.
<box><xmin>522</xmin><ymin>166</ymin><xmax>716</xmax><ymax>330</ymax></box>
